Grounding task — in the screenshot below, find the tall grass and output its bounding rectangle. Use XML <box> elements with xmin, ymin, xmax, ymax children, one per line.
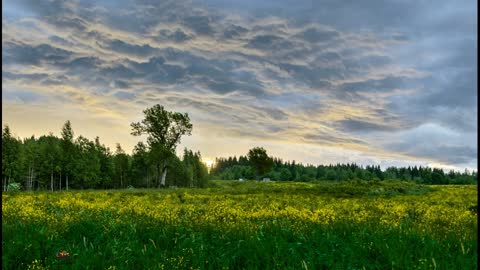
<box><xmin>2</xmin><ymin>180</ymin><xmax>477</xmax><ymax>269</ymax></box>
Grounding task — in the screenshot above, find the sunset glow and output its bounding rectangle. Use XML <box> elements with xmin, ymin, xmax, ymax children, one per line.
<box><xmin>2</xmin><ymin>0</ymin><xmax>477</xmax><ymax>171</ymax></box>
<box><xmin>204</xmin><ymin>159</ymin><xmax>215</xmax><ymax>168</ymax></box>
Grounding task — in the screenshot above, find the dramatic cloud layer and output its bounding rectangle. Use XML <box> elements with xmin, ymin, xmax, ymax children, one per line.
<box><xmin>2</xmin><ymin>0</ymin><xmax>477</xmax><ymax>171</ymax></box>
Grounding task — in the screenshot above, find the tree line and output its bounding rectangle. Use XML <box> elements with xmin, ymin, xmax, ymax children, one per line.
<box><xmin>2</xmin><ymin>105</ymin><xmax>208</xmax><ymax>191</ymax></box>
<box><xmin>2</xmin><ymin>104</ymin><xmax>477</xmax><ymax>191</ymax></box>
<box><xmin>211</xmin><ymin>148</ymin><xmax>477</xmax><ymax>185</ymax></box>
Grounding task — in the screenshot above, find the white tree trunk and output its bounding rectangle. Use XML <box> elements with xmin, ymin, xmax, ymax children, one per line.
<box><xmin>7</xmin><ymin>170</ymin><xmax>11</xmax><ymax>191</ymax></box>
<box><xmin>28</xmin><ymin>165</ymin><xmax>32</xmax><ymax>190</ymax></box>
<box><xmin>31</xmin><ymin>163</ymin><xmax>34</xmax><ymax>190</ymax></box>
<box><xmin>27</xmin><ymin>166</ymin><xmax>31</xmax><ymax>190</ymax></box>
<box><xmin>160</xmin><ymin>167</ymin><xmax>167</xmax><ymax>187</ymax></box>
<box><xmin>31</xmin><ymin>164</ymin><xmax>35</xmax><ymax>190</ymax></box>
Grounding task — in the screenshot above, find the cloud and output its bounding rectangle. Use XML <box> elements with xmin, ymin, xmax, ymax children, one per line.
<box><xmin>337</xmin><ymin>118</ymin><xmax>399</xmax><ymax>132</ymax></box>
<box><xmin>156</xmin><ymin>29</ymin><xmax>194</xmax><ymax>43</ymax></box>
<box><xmin>41</xmin><ymin>75</ymin><xmax>70</xmax><ymax>86</ymax></box>
<box><xmin>110</xmin><ymin>80</ymin><xmax>130</xmax><ymax>89</ymax></box>
<box><xmin>2</xmin><ymin>71</ymin><xmax>49</xmax><ymax>81</ymax></box>
<box><xmin>113</xmin><ymin>91</ymin><xmax>136</xmax><ymax>100</ymax></box>
<box><xmin>48</xmin><ymin>35</ymin><xmax>76</xmax><ymax>46</ymax></box>
<box><xmin>341</xmin><ymin>76</ymin><xmax>411</xmax><ymax>93</ymax></box>
<box><xmin>223</xmin><ymin>24</ymin><xmax>248</xmax><ymax>39</ymax></box>
<box><xmin>183</xmin><ymin>15</ymin><xmax>215</xmax><ymax>36</ymax></box>
<box><xmin>384</xmin><ymin>123</ymin><xmax>477</xmax><ymax>165</ymax></box>
<box><xmin>2</xmin><ymin>89</ymin><xmax>44</xmax><ymax>103</ymax></box>
<box><xmin>2</xmin><ymin>42</ymin><xmax>73</xmax><ymax>66</ymax></box>
<box><xmin>294</xmin><ymin>27</ymin><xmax>340</xmax><ymax>43</ymax></box>
<box><xmin>1</xmin><ymin>0</ymin><xmax>477</xmax><ymax>171</ymax></box>
<box><xmin>302</xmin><ymin>132</ymin><xmax>366</xmax><ymax>147</ymax></box>
<box><xmin>101</xmin><ymin>39</ymin><xmax>158</xmax><ymax>58</ymax></box>
<box><xmin>252</xmin><ymin>106</ymin><xmax>288</xmax><ymax>121</ymax></box>
<box><xmin>46</xmin><ymin>16</ymin><xmax>88</xmax><ymax>31</ymax></box>
<box><xmin>278</xmin><ymin>63</ymin><xmax>339</xmax><ymax>88</ymax></box>
<box><xmin>246</xmin><ymin>35</ymin><xmax>284</xmax><ymax>50</ymax></box>
<box><xmin>60</xmin><ymin>57</ymin><xmax>101</xmax><ymax>70</ymax></box>
<box><xmin>10</xmin><ymin>0</ymin><xmax>74</xmax><ymax>17</ymax></box>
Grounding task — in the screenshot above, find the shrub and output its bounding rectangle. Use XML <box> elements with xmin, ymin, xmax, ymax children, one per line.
<box><xmin>7</xmin><ymin>182</ymin><xmax>21</xmax><ymax>192</ymax></box>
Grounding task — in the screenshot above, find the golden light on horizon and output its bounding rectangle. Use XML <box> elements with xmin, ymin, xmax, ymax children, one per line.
<box><xmin>203</xmin><ymin>159</ymin><xmax>215</xmax><ymax>167</ymax></box>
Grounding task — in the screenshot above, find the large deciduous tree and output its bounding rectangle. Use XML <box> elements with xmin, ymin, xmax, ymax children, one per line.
<box><xmin>131</xmin><ymin>104</ymin><xmax>192</xmax><ymax>187</ymax></box>
<box><xmin>247</xmin><ymin>147</ymin><xmax>274</xmax><ymax>180</ymax></box>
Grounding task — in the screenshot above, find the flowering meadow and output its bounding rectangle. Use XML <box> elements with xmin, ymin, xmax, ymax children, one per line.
<box><xmin>2</xmin><ymin>180</ymin><xmax>477</xmax><ymax>269</ymax></box>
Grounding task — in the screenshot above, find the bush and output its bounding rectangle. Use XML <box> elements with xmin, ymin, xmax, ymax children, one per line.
<box><xmin>7</xmin><ymin>182</ymin><xmax>21</xmax><ymax>192</ymax></box>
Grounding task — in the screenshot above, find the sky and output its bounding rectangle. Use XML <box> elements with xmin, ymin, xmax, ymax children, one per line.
<box><xmin>2</xmin><ymin>0</ymin><xmax>477</xmax><ymax>171</ymax></box>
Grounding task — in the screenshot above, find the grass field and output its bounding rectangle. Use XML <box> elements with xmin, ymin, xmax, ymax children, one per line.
<box><xmin>2</xmin><ymin>180</ymin><xmax>477</xmax><ymax>270</ymax></box>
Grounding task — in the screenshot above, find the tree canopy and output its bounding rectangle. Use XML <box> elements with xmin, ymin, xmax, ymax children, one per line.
<box><xmin>131</xmin><ymin>104</ymin><xmax>193</xmax><ymax>187</ymax></box>
<box><xmin>131</xmin><ymin>104</ymin><xmax>192</xmax><ymax>150</ymax></box>
<box><xmin>247</xmin><ymin>147</ymin><xmax>274</xmax><ymax>180</ymax></box>
<box><xmin>2</xmin><ymin>105</ymin><xmax>207</xmax><ymax>191</ymax></box>
<box><xmin>1</xmin><ymin>105</ymin><xmax>477</xmax><ymax>191</ymax></box>
<box><xmin>210</xmin><ymin>150</ymin><xmax>477</xmax><ymax>184</ymax></box>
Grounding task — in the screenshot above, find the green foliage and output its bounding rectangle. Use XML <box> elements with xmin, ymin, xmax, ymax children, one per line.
<box><xmin>165</xmin><ymin>154</ymin><xmax>189</xmax><ymax>187</ymax></box>
<box><xmin>2</xmin><ymin>125</ymin><xmax>23</xmax><ymax>191</ymax></box>
<box><xmin>61</xmin><ymin>120</ymin><xmax>74</xmax><ymax>142</ymax></box>
<box><xmin>279</xmin><ymin>167</ymin><xmax>292</xmax><ymax>181</ymax></box>
<box><xmin>130</xmin><ymin>142</ymin><xmax>150</xmax><ymax>187</ymax></box>
<box><xmin>73</xmin><ymin>136</ymin><xmax>102</xmax><ymax>189</ymax></box>
<box><xmin>211</xmin><ymin>154</ymin><xmax>477</xmax><ymax>185</ymax></box>
<box><xmin>247</xmin><ymin>147</ymin><xmax>274</xmax><ymax>180</ymax></box>
<box><xmin>94</xmin><ymin>137</ymin><xmax>115</xmax><ymax>189</ymax></box>
<box><xmin>130</xmin><ymin>104</ymin><xmax>192</xmax><ymax>150</ymax></box>
<box><xmin>37</xmin><ymin>134</ymin><xmax>62</xmax><ymax>190</ymax></box>
<box><xmin>1</xmin><ymin>109</ymin><xmax>209</xmax><ymax>190</ymax></box>
<box><xmin>114</xmin><ymin>144</ymin><xmax>130</xmax><ymax>189</ymax></box>
<box><xmin>2</xmin><ymin>110</ymin><xmax>477</xmax><ymax>192</ymax></box>
<box><xmin>219</xmin><ymin>165</ymin><xmax>253</xmax><ymax>180</ymax></box>
<box><xmin>182</xmin><ymin>148</ymin><xmax>209</xmax><ymax>188</ymax></box>
<box><xmin>7</xmin><ymin>182</ymin><xmax>21</xmax><ymax>192</ymax></box>
<box><xmin>131</xmin><ymin>104</ymin><xmax>193</xmax><ymax>187</ymax></box>
<box><xmin>60</xmin><ymin>121</ymin><xmax>76</xmax><ymax>189</ymax></box>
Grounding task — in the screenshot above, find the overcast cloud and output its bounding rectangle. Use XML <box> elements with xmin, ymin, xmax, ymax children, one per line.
<box><xmin>2</xmin><ymin>0</ymin><xmax>477</xmax><ymax>171</ymax></box>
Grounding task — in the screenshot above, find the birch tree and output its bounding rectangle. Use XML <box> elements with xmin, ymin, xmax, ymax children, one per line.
<box><xmin>61</xmin><ymin>120</ymin><xmax>75</xmax><ymax>191</ymax></box>
<box><xmin>131</xmin><ymin>104</ymin><xmax>192</xmax><ymax>187</ymax></box>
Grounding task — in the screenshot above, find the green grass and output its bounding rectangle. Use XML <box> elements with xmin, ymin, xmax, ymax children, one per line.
<box><xmin>2</xmin><ymin>180</ymin><xmax>477</xmax><ymax>270</ymax></box>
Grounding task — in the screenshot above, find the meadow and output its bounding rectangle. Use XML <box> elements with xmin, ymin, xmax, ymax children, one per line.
<box><xmin>2</xmin><ymin>180</ymin><xmax>477</xmax><ymax>270</ymax></box>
